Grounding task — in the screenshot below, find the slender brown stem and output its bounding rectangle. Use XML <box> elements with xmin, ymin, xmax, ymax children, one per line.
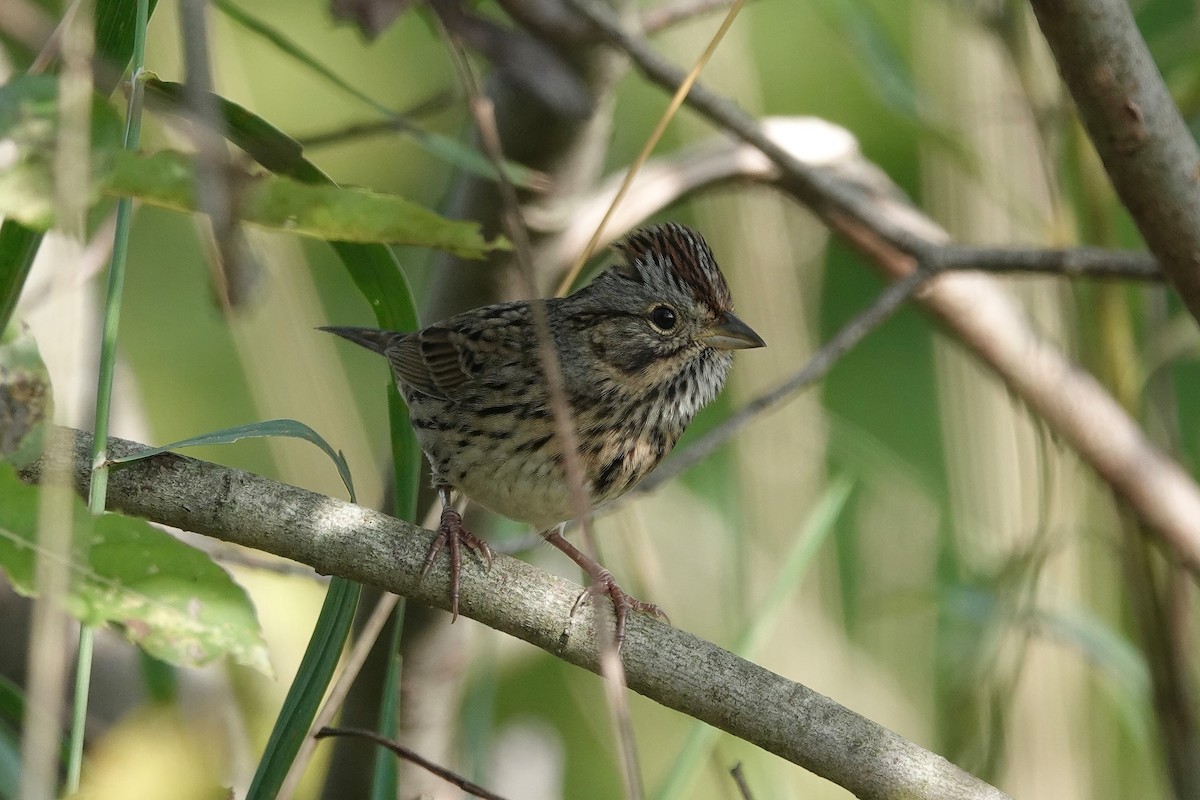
<box><xmin>642</xmin><ymin>0</ymin><xmax>740</xmax><ymax>33</ymax></box>
<box><xmin>729</xmin><ymin>763</ymin><xmax>756</xmax><ymax>800</ymax></box>
<box><xmin>315</xmin><ymin>727</ymin><xmax>510</xmax><ymax>800</ymax></box>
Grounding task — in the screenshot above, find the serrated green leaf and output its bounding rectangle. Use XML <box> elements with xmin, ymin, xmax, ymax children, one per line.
<box><xmin>0</xmin><ymin>327</ymin><xmax>53</xmax><ymax>469</ymax></box>
<box><xmin>0</xmin><ymin>464</ymin><xmax>271</xmax><ymax>675</ymax></box>
<box><xmin>103</xmin><ymin>418</ymin><xmax>356</xmax><ymax>504</ymax></box>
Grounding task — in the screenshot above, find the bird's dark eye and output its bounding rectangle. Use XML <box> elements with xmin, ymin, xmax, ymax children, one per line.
<box><xmin>650</xmin><ymin>305</ymin><xmax>678</xmax><ymax>331</ymax></box>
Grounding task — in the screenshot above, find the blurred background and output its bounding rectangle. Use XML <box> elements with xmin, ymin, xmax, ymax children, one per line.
<box><xmin>4</xmin><ymin>0</ymin><xmax>1200</xmax><ymax>798</ymax></box>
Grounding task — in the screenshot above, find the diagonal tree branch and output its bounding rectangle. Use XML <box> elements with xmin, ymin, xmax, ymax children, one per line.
<box><xmin>20</xmin><ymin>429</ymin><xmax>1010</xmax><ymax>800</ymax></box>
<box><xmin>1028</xmin><ymin>0</ymin><xmax>1200</xmax><ymax>327</ymax></box>
<box><xmin>525</xmin><ymin>116</ymin><xmax>1163</xmax><ymax>283</ymax></box>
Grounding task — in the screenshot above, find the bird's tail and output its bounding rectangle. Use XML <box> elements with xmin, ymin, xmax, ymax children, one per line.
<box><xmin>318</xmin><ymin>326</ymin><xmax>402</xmax><ymax>355</ymax></box>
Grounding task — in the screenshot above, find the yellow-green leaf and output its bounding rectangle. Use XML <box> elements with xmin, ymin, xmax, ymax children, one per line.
<box><xmin>0</xmin><ymin>464</ymin><xmax>271</xmax><ymax>675</ymax></box>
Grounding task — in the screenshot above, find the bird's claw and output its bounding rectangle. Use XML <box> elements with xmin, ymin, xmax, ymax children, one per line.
<box><xmin>569</xmin><ymin>568</ymin><xmax>667</xmax><ymax>652</ymax></box>
<box><xmin>420</xmin><ymin>506</ymin><xmax>493</xmax><ymax>622</ymax></box>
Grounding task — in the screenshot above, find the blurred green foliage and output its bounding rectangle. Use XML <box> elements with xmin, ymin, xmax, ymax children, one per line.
<box><xmin>5</xmin><ymin>0</ymin><xmax>1200</xmax><ymax>798</ymax></box>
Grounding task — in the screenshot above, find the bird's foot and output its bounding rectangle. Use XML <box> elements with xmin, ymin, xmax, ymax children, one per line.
<box><xmin>420</xmin><ymin>505</ymin><xmax>493</xmax><ymax>622</ymax></box>
<box><xmin>570</xmin><ymin>568</ymin><xmax>669</xmax><ymax>652</ymax></box>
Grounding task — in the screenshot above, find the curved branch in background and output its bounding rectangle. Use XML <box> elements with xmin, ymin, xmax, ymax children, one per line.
<box><xmin>567</xmin><ymin>0</ymin><xmax>1200</xmax><ymax>575</ymax></box>
<box><xmin>1028</xmin><ymin>0</ymin><xmax>1200</xmax><ymax>327</ymax></box>
<box><xmin>526</xmin><ymin>117</ymin><xmax>1162</xmax><ymax>282</ymax></box>
<box><xmin>21</xmin><ymin>429</ymin><xmax>1011</xmax><ymax>800</ymax></box>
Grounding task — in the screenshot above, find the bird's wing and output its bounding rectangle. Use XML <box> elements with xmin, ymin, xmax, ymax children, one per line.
<box><xmin>386</xmin><ymin>327</ymin><xmax>468</xmax><ymax>401</ymax></box>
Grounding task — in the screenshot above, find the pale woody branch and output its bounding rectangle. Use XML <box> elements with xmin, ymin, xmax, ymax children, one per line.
<box><xmin>20</xmin><ymin>429</ymin><xmax>1009</xmax><ymax>800</ymax></box>
<box><xmin>527</xmin><ymin>116</ymin><xmax>1162</xmax><ymax>282</ymax></box>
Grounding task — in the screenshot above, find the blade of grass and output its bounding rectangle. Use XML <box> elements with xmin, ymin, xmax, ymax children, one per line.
<box><xmin>652</xmin><ymin>477</ymin><xmax>854</xmax><ymax>800</ymax></box>
<box><xmin>201</xmin><ymin>84</ymin><xmax>424</xmax><ymax>800</ymax></box>
<box><xmin>209</xmin><ymin>0</ymin><xmax>545</xmax><ymax>190</ymax></box>
<box><xmin>103</xmin><ymin>418</ymin><xmax>356</xmax><ymax>503</ymax></box>
<box><xmin>371</xmin><ymin>390</ymin><xmax>421</xmax><ymax>800</ymax></box>
<box><xmin>246</xmin><ymin>576</ymin><xmax>361</xmax><ymax>800</ymax></box>
<box><xmin>370</xmin><ymin>607</ymin><xmax>406</xmax><ymax>800</ymax></box>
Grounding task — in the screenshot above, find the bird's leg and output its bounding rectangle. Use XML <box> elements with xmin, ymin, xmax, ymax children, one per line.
<box><xmin>420</xmin><ymin>486</ymin><xmax>493</xmax><ymax>622</ymax></box>
<box><xmin>542</xmin><ymin>527</ymin><xmax>667</xmax><ymax>651</ymax></box>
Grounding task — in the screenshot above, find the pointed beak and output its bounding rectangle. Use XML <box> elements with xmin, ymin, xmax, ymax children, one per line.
<box><xmin>703</xmin><ymin>311</ymin><xmax>766</xmax><ymax>351</ymax></box>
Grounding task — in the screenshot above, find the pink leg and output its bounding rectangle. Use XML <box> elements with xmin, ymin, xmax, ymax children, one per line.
<box><xmin>543</xmin><ymin>528</ymin><xmax>667</xmax><ymax>651</ymax></box>
<box><xmin>420</xmin><ymin>487</ymin><xmax>493</xmax><ymax>621</ymax></box>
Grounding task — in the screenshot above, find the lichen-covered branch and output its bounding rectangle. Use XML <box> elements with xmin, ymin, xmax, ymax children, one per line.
<box><xmin>20</xmin><ymin>429</ymin><xmax>1010</xmax><ymax>800</ymax></box>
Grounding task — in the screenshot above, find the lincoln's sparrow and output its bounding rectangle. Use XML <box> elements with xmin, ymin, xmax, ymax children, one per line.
<box><xmin>323</xmin><ymin>222</ymin><xmax>764</xmax><ymax>645</ymax></box>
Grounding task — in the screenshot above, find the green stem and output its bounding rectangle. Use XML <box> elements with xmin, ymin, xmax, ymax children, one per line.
<box><xmin>68</xmin><ymin>0</ymin><xmax>149</xmax><ymax>791</ymax></box>
<box><xmin>63</xmin><ymin>630</ymin><xmax>93</xmax><ymax>791</ymax></box>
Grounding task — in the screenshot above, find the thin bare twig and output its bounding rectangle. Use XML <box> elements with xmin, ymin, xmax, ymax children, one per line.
<box><xmin>315</xmin><ymin>727</ymin><xmax>510</xmax><ymax>800</ymax></box>
<box><xmin>930</xmin><ymin>244</ymin><xmax>1160</xmax><ymax>279</ymax></box>
<box><xmin>642</xmin><ymin>0</ymin><xmax>738</xmax><ymax>34</ymax></box>
<box><xmin>295</xmin><ymin>89</ymin><xmax>454</xmax><ymax>149</ymax></box>
<box><xmin>729</xmin><ymin>762</ymin><xmax>756</xmax><ymax>800</ymax></box>
<box><xmin>528</xmin><ymin>118</ymin><xmax>1163</xmax><ymax>284</ymax></box>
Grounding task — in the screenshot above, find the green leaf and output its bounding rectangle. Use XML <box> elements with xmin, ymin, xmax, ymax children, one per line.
<box><xmin>94</xmin><ymin>0</ymin><xmax>162</xmax><ymax>87</ymax></box>
<box><xmin>103</xmin><ymin>418</ymin><xmax>357</xmax><ymax>504</ymax></box>
<box><xmin>2</xmin><ymin>113</ymin><xmax>505</xmax><ymax>255</ymax></box>
<box><xmin>0</xmin><ymin>464</ymin><xmax>271</xmax><ymax>675</ymax></box>
<box><xmin>0</xmin><ymin>676</ymin><xmax>22</xmax><ymax>730</ymax></box>
<box><xmin>0</xmin><ymin>0</ymin><xmax>161</xmax><ymax>333</ymax></box>
<box><xmin>142</xmin><ymin>78</ymin><xmax>308</xmax><ymax>177</ymax></box>
<box><xmin>0</xmin><ymin>75</ymin><xmax>124</xmax><ymax>230</ymax></box>
<box><xmin>0</xmin><ymin>326</ymin><xmax>53</xmax><ymax>469</ymax></box>
<box><xmin>370</xmin><ymin>608</ymin><xmax>406</xmax><ymax>800</ymax></box>
<box><xmin>106</xmin><ymin>150</ymin><xmax>504</xmax><ymax>257</ymax></box>
<box><xmin>0</xmin><ymin>223</ymin><xmax>44</xmax><ymax>333</ymax></box>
